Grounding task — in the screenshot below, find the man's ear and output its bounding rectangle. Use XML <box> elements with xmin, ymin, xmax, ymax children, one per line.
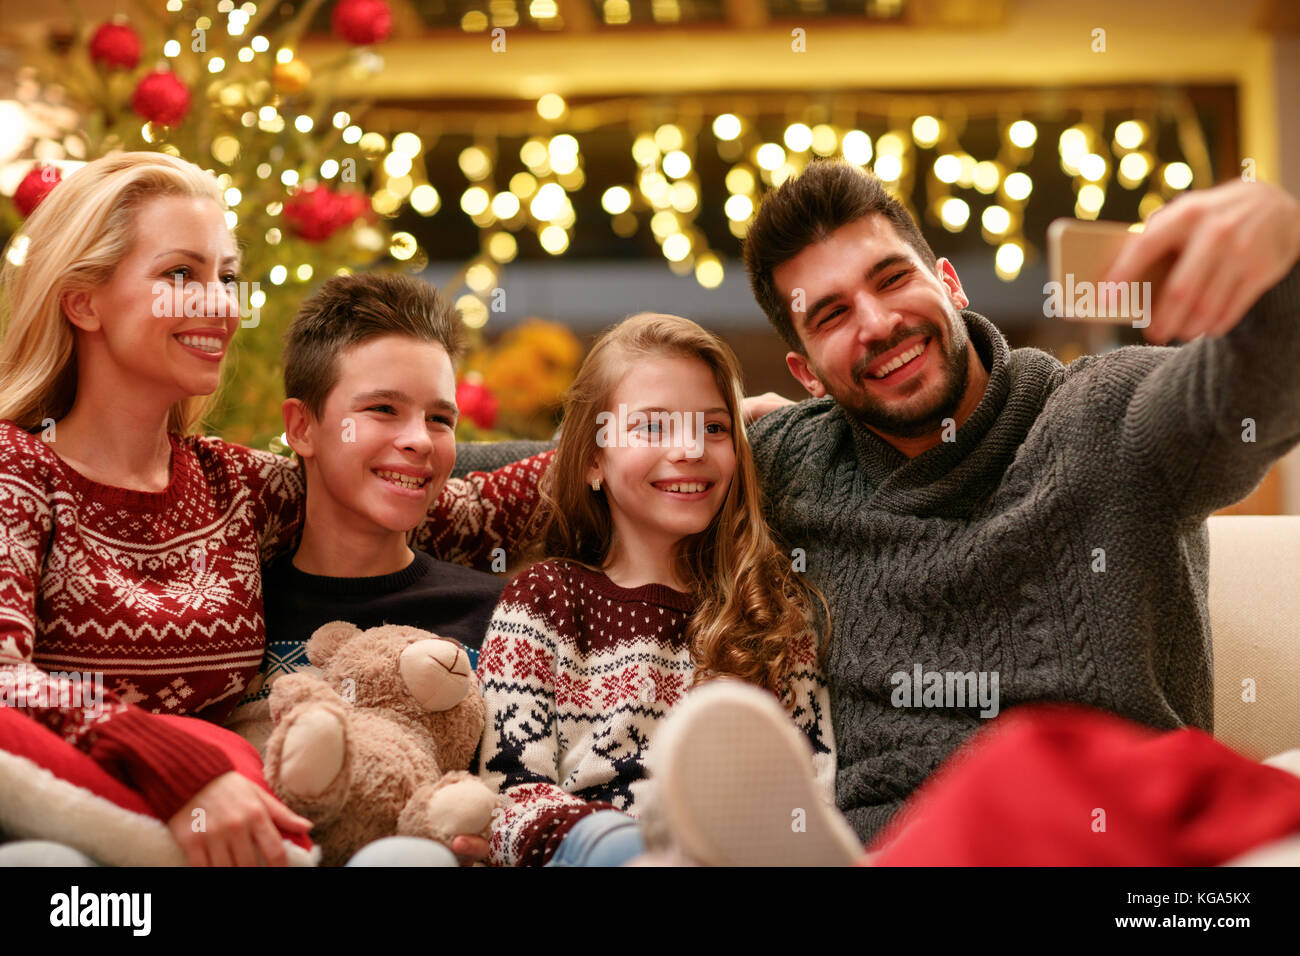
<box><xmin>61</xmin><ymin>290</ymin><xmax>101</xmax><ymax>333</ymax></box>
<box><xmin>936</xmin><ymin>258</ymin><xmax>969</xmax><ymax>311</ymax></box>
<box><xmin>785</xmin><ymin>351</ymin><xmax>828</xmax><ymax>399</ymax></box>
<box><xmin>281</xmin><ymin>397</ymin><xmax>315</xmax><ymax>459</ymax></box>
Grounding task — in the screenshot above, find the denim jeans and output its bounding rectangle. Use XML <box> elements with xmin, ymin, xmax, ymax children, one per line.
<box><xmin>545</xmin><ymin>810</ymin><xmax>645</xmax><ymax>867</ymax></box>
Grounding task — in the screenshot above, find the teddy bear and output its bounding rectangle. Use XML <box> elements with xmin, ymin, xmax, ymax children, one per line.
<box><xmin>261</xmin><ymin>620</ymin><xmax>500</xmax><ymax>866</ymax></box>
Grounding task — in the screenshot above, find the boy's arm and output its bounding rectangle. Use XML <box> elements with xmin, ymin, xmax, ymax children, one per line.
<box><xmin>1108</xmin><ymin>181</ymin><xmax>1300</xmax><ymax>518</ymax></box>
<box><xmin>201</xmin><ymin>437</ymin><xmax>306</xmax><ymax>565</ymax></box>
<box><xmin>411</xmin><ymin>449</ymin><xmax>555</xmax><ymax>571</ymax></box>
<box><xmin>449</xmin><ymin>440</ymin><xmax>556</xmax><ymax>478</ymax></box>
<box><xmin>433</xmin><ymin>405</ymin><xmax>789</xmax><ymax>572</ymax></box>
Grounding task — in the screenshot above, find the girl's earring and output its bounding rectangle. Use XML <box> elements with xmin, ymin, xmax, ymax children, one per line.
<box><xmin>590</xmin><ymin>478</ymin><xmax>601</xmax><ymax>492</ymax></box>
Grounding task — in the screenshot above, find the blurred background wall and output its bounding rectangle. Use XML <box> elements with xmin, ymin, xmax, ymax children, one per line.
<box><xmin>1</xmin><ymin>0</ymin><xmax>1297</xmax><ymax>510</ymax></box>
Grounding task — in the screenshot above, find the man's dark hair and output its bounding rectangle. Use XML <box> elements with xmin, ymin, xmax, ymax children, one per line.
<box><xmin>743</xmin><ymin>160</ymin><xmax>939</xmax><ymax>354</ymax></box>
<box><xmin>283</xmin><ymin>272</ymin><xmax>466</xmax><ymax>419</ymax></box>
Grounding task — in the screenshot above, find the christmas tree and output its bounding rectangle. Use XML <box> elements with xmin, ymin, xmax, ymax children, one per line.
<box><xmin>3</xmin><ymin>0</ymin><xmax>577</xmax><ymax>448</ymax></box>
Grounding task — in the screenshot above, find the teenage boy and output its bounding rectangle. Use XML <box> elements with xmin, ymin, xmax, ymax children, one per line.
<box><xmin>228</xmin><ymin>273</ymin><xmax>508</xmax><ymax>865</ymax></box>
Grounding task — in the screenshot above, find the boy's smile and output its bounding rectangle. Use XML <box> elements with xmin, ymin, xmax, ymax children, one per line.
<box><xmin>372</xmin><ymin>465</ymin><xmax>434</xmax><ymax>494</ymax></box>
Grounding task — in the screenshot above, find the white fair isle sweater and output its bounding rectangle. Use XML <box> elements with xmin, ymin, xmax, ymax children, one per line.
<box><xmin>477</xmin><ymin>558</ymin><xmax>836</xmax><ymax>866</ymax></box>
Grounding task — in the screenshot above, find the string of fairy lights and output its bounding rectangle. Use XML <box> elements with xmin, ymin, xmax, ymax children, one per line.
<box><xmin>97</xmin><ymin>1</ymin><xmax>1209</xmax><ymax>335</ymax></box>
<box><xmin>393</xmin><ymin>93</ymin><xmax>1205</xmax><ymax>328</ymax></box>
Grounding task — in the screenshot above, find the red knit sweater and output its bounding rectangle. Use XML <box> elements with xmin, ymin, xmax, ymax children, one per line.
<box><xmin>0</xmin><ymin>420</ymin><xmax>551</xmax><ymax>820</ymax></box>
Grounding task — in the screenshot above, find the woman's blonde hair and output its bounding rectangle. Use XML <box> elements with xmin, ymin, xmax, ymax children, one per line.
<box><xmin>535</xmin><ymin>312</ymin><xmax>829</xmax><ymax>699</ymax></box>
<box><xmin>0</xmin><ymin>151</ymin><xmax>230</xmax><ymax>434</ymax></box>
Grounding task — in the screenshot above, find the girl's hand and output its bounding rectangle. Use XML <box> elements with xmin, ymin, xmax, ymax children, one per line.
<box><xmin>166</xmin><ymin>771</ymin><xmax>315</xmax><ymax>866</ymax></box>
<box><xmin>450</xmin><ymin>834</ymin><xmax>490</xmax><ymax>866</ymax></box>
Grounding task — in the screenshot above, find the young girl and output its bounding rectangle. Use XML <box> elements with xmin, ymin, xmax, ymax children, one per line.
<box><xmin>477</xmin><ymin>313</ymin><xmax>836</xmax><ymax>867</ymax></box>
<box><xmin>0</xmin><ymin>152</ymin><xmax>547</xmax><ymax>866</ymax></box>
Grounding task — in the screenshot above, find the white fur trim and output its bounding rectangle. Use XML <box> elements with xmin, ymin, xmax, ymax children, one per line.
<box><xmin>0</xmin><ymin>748</ymin><xmax>318</xmax><ymax>866</ymax></box>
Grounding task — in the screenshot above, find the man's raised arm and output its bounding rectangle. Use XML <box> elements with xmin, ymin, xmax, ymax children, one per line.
<box><xmin>1106</xmin><ymin>179</ymin><xmax>1300</xmax><ymax>518</ymax></box>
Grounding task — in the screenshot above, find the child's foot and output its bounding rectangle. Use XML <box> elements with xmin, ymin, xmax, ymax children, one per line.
<box><xmin>648</xmin><ymin>679</ymin><xmax>863</xmax><ymax>866</ymax></box>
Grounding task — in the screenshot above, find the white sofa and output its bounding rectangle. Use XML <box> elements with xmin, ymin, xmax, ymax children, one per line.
<box><xmin>1207</xmin><ymin>515</ymin><xmax>1300</xmax><ymax>759</ymax></box>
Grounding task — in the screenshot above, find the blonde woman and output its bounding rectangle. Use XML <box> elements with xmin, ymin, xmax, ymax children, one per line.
<box><xmin>0</xmin><ymin>152</ymin><xmax>547</xmax><ymax>866</ymax></box>
<box><xmin>477</xmin><ymin>313</ymin><xmax>837</xmax><ymax>867</ymax></box>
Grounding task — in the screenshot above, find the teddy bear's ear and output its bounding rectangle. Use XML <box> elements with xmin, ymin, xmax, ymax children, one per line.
<box><xmin>306</xmin><ymin>621</ymin><xmax>361</xmax><ymax>666</ymax></box>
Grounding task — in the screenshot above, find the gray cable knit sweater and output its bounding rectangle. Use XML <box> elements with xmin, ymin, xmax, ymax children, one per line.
<box><xmin>748</xmin><ymin>264</ymin><xmax>1300</xmax><ymax>842</ymax></box>
<box><xmin>451</xmin><ymin>264</ymin><xmax>1300</xmax><ymax>845</ymax></box>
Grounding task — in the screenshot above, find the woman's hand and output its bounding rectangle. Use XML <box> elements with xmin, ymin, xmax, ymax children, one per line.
<box><xmin>166</xmin><ymin>771</ymin><xmax>315</xmax><ymax>866</ymax></box>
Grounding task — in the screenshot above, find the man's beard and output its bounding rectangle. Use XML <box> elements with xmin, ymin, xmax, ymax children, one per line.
<box><xmin>823</xmin><ymin>313</ymin><xmax>971</xmax><ymax>441</ymax></box>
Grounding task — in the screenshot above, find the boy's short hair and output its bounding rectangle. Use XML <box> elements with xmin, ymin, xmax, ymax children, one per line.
<box><xmin>743</xmin><ymin>159</ymin><xmax>939</xmax><ymax>355</ymax></box>
<box><xmin>284</xmin><ymin>272</ymin><xmax>466</xmax><ymax>419</ymax></box>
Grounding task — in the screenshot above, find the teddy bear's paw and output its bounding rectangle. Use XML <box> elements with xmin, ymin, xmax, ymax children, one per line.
<box><xmin>400</xmin><ymin>773</ymin><xmax>498</xmax><ymax>843</ymax></box>
<box><xmin>277</xmin><ymin>704</ymin><xmax>350</xmax><ymax>802</ymax></box>
<box><xmin>399</xmin><ymin>639</ymin><xmax>473</xmax><ymax>712</ymax></box>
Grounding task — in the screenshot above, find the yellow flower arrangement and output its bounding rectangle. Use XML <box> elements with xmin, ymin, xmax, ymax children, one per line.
<box><xmin>458</xmin><ymin>318</ymin><xmax>584</xmax><ymax>440</ymax></box>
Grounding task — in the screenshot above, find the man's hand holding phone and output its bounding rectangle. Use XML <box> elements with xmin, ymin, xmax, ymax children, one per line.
<box><xmin>1101</xmin><ymin>179</ymin><xmax>1300</xmax><ymax>344</ymax></box>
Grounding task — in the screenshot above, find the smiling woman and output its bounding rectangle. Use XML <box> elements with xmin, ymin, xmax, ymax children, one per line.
<box><xmin>0</xmin><ymin>152</ymin><xmax>552</xmax><ymax>868</ymax></box>
<box><xmin>0</xmin><ymin>152</ymin><xmax>320</xmax><ymax>866</ymax></box>
<box><xmin>0</xmin><ymin>153</ymin><xmax>233</xmax><ymax>442</ymax></box>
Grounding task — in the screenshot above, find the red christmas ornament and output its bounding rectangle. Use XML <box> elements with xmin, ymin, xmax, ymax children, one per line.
<box><xmin>131</xmin><ymin>71</ymin><xmax>191</xmax><ymax>126</ymax></box>
<box><xmin>13</xmin><ymin>165</ymin><xmax>63</xmax><ymax>218</ymax></box>
<box><xmin>331</xmin><ymin>0</ymin><xmax>392</xmax><ymax>45</ymax></box>
<box><xmin>88</xmin><ymin>22</ymin><xmax>142</xmax><ymax>70</ymax></box>
<box><xmin>283</xmin><ymin>186</ymin><xmax>368</xmax><ymax>242</ymax></box>
<box><xmin>456</xmin><ymin>380</ymin><xmax>499</xmax><ymax>430</ymax></box>
<box><xmin>337</xmin><ymin>191</ymin><xmax>368</xmax><ymax>223</ymax></box>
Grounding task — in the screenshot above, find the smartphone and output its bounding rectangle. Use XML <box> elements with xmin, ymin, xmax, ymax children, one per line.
<box><xmin>1046</xmin><ymin>218</ymin><xmax>1172</xmax><ymax>325</ymax></box>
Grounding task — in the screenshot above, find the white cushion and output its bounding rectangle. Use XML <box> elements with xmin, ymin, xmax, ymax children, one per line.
<box><xmin>1207</xmin><ymin>516</ymin><xmax>1300</xmax><ymax>758</ymax></box>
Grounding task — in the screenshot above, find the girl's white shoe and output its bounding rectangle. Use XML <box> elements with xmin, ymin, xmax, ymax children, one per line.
<box><xmin>646</xmin><ymin>679</ymin><xmax>863</xmax><ymax>866</ymax></box>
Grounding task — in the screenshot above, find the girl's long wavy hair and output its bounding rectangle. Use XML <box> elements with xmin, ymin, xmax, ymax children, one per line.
<box><xmin>534</xmin><ymin>312</ymin><xmax>829</xmax><ymax>699</ymax></box>
<box><xmin>0</xmin><ymin>152</ymin><xmax>230</xmax><ymax>434</ymax></box>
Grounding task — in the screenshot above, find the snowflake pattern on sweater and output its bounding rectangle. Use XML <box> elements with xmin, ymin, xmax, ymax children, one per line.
<box><xmin>0</xmin><ymin>418</ymin><xmax>551</xmax><ymax>814</ymax></box>
<box><xmin>478</xmin><ymin>558</ymin><xmax>836</xmax><ymax>866</ymax></box>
